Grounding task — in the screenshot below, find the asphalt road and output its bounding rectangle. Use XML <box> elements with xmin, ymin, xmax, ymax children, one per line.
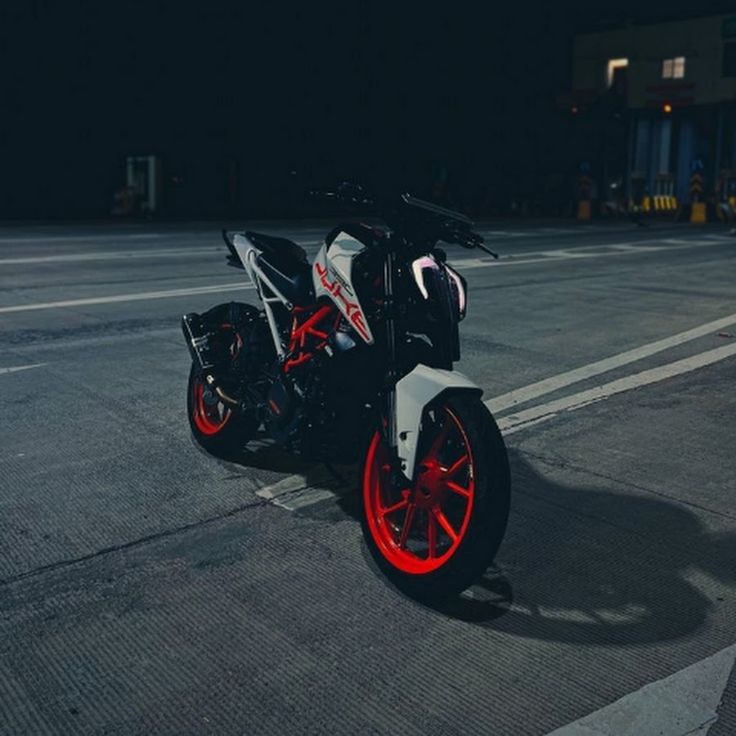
<box><xmin>1</xmin><ymin>218</ymin><xmax>735</xmax><ymax>736</ymax></box>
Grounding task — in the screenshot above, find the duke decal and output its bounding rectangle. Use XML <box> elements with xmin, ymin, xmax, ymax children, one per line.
<box><xmin>315</xmin><ymin>262</ymin><xmax>372</xmax><ymax>343</ymax></box>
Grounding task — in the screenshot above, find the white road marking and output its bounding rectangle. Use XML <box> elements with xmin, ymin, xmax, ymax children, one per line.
<box><xmin>497</xmin><ymin>342</ymin><xmax>736</xmax><ymax>434</ymax></box>
<box><xmin>453</xmin><ymin>237</ymin><xmax>724</xmax><ymax>271</ymax></box>
<box><xmin>0</xmin><ymin>241</ymin><xmax>324</xmax><ymax>265</ymax></box>
<box><xmin>0</xmin><ymin>247</ymin><xmax>224</xmax><ymax>265</ymax></box>
<box><xmin>533</xmin><ymin>227</ymin><xmax>582</xmax><ymax>234</ymax></box>
<box><xmin>487</xmin><ymin>311</ymin><xmax>736</xmax><ymax>414</ymax></box>
<box><xmin>0</xmin><ymin>233</ymin><xmax>165</xmax><ymax>244</ymax></box>
<box><xmin>255</xmin><ymin>469</ymin><xmax>338</xmax><ymax>509</ymax></box>
<box><xmin>0</xmin><ymin>363</ymin><xmax>45</xmax><ymax>376</ymax></box>
<box><xmin>481</xmin><ymin>230</ymin><xmax>528</xmax><ymax>238</ymax></box>
<box><xmin>262</xmin><ymin>340</ymin><xmax>736</xmax><ymax>511</ymax></box>
<box><xmin>0</xmin><ymin>282</ymin><xmax>254</xmax><ymax>314</ymax></box>
<box><xmin>545</xmin><ymin>644</ymin><xmax>736</xmax><ymax>736</ymax></box>
<box><xmin>0</xmin><ymin>235</ymin><xmax>724</xmax><ymax>315</ymax></box>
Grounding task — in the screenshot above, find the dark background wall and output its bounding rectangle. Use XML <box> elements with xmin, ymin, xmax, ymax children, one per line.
<box><xmin>1</xmin><ymin>1</ymin><xmax>732</xmax><ymax>219</ymax></box>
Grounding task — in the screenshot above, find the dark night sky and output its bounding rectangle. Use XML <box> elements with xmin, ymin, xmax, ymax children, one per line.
<box><xmin>1</xmin><ymin>0</ymin><xmax>733</xmax><ymax>218</ymax></box>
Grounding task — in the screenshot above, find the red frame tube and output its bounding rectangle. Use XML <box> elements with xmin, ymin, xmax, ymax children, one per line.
<box><xmin>283</xmin><ymin>303</ymin><xmax>340</xmax><ymax>373</ymax></box>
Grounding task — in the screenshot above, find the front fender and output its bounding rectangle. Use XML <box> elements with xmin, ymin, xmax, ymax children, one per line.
<box><xmin>394</xmin><ymin>364</ymin><xmax>482</xmax><ymax>480</ymax></box>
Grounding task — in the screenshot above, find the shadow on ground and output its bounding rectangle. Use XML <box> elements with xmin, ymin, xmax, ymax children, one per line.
<box><xmin>221</xmin><ymin>437</ymin><xmax>735</xmax><ymax>647</ymax></box>
<box><xmin>423</xmin><ymin>448</ymin><xmax>736</xmax><ymax>646</ymax></box>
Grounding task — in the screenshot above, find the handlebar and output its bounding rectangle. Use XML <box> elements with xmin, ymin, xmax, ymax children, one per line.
<box><xmin>310</xmin><ymin>182</ymin><xmax>498</xmax><ymax>259</ymax></box>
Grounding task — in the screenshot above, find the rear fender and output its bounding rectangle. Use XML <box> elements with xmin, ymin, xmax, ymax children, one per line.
<box><xmin>394</xmin><ymin>364</ymin><xmax>482</xmax><ymax>480</ymax></box>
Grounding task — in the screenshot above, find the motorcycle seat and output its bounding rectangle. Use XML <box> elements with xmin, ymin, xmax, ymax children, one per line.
<box><xmin>256</xmin><ymin>253</ymin><xmax>315</xmax><ymax>306</ymax></box>
<box><xmin>245</xmin><ymin>231</ymin><xmax>308</xmax><ymax>275</ymax></box>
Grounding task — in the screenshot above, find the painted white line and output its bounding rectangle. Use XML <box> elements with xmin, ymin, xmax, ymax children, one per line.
<box><xmin>453</xmin><ymin>237</ymin><xmax>725</xmax><ymax>271</ymax></box>
<box><xmin>481</xmin><ymin>230</ymin><xmax>528</xmax><ymax>238</ymax></box>
<box><xmin>0</xmin><ymin>241</ymin><xmax>324</xmax><ymax>266</ymax></box>
<box><xmin>0</xmin><ymin>235</ymin><xmax>721</xmax><ymax>314</ymax></box>
<box><xmin>487</xmin><ymin>312</ymin><xmax>736</xmax><ymax>415</ymax></box>
<box><xmin>534</xmin><ymin>227</ymin><xmax>581</xmax><ymax>234</ymax></box>
<box><xmin>497</xmin><ymin>342</ymin><xmax>736</xmax><ymax>434</ymax></box>
<box><xmin>256</xmin><ymin>474</ymin><xmax>313</xmax><ymax>501</ymax></box>
<box><xmin>264</xmin><ymin>340</ymin><xmax>736</xmax><ymax>511</ymax></box>
<box><xmin>0</xmin><ymin>363</ymin><xmax>45</xmax><ymax>376</ymax></box>
<box><xmin>0</xmin><ymin>233</ymin><xmax>165</xmax><ymax>244</ymax></box>
<box><xmin>0</xmin><ymin>247</ymin><xmax>224</xmax><ymax>265</ymax></box>
<box><xmin>0</xmin><ymin>282</ymin><xmax>254</xmax><ymax>314</ymax></box>
<box><xmin>280</xmin><ymin>486</ymin><xmax>341</xmax><ymax>510</ymax></box>
<box><xmin>256</xmin><ymin>469</ymin><xmax>338</xmax><ymax>510</ymax></box>
<box><xmin>546</xmin><ymin>644</ymin><xmax>736</xmax><ymax>736</ymax></box>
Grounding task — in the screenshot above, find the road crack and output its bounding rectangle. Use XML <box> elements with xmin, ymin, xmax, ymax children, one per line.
<box><xmin>0</xmin><ymin>497</ymin><xmax>271</xmax><ymax>589</ymax></box>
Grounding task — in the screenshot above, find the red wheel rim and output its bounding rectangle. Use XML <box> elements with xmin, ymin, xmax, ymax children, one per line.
<box><xmin>191</xmin><ymin>377</ymin><xmax>232</xmax><ymax>435</ymax></box>
<box><xmin>363</xmin><ymin>406</ymin><xmax>475</xmax><ymax>574</ymax></box>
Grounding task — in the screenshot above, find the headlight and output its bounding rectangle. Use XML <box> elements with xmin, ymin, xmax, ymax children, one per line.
<box><xmin>411</xmin><ymin>255</ymin><xmax>439</xmax><ymax>300</ymax></box>
<box><xmin>444</xmin><ymin>264</ymin><xmax>467</xmax><ymax>320</ymax></box>
<box><xmin>410</xmin><ymin>256</ymin><xmax>467</xmax><ymax>322</ymax></box>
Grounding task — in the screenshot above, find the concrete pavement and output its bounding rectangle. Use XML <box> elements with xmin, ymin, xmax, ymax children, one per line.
<box><xmin>0</xmin><ymin>219</ymin><xmax>734</xmax><ymax>735</ymax></box>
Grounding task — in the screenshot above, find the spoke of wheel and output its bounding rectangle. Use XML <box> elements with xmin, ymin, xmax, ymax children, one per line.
<box><xmin>398</xmin><ymin>503</ymin><xmax>416</xmax><ymax>549</ymax></box>
<box><xmin>382</xmin><ymin>498</ymin><xmax>409</xmax><ymax>517</ymax></box>
<box><xmin>425</xmin><ymin>414</ymin><xmax>452</xmax><ymax>462</ymax></box>
<box><xmin>444</xmin><ymin>453</ymin><xmax>469</xmax><ymax>478</ymax></box>
<box><xmin>427</xmin><ymin>513</ymin><xmax>437</xmax><ymax>558</ymax></box>
<box><xmin>433</xmin><ymin>507</ymin><xmax>458</xmax><ymax>542</ymax></box>
<box><xmin>447</xmin><ymin>480</ymin><xmax>471</xmax><ymax>499</ymax></box>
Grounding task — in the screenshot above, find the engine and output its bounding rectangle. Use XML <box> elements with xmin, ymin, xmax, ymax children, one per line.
<box><xmin>262</xmin><ymin>314</ymin><xmax>382</xmax><ymax>461</ymax></box>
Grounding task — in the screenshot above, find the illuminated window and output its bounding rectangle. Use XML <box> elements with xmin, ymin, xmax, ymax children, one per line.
<box><xmin>662</xmin><ymin>56</ymin><xmax>686</xmax><ymax>79</ymax></box>
<box><xmin>606</xmin><ymin>58</ymin><xmax>628</xmax><ymax>87</ymax></box>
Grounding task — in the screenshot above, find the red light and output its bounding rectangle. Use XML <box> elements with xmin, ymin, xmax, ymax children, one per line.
<box><xmin>571</xmin><ymin>105</ymin><xmax>578</xmax><ymax>114</ymax></box>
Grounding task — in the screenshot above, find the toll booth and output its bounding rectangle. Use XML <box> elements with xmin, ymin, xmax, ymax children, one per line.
<box><xmin>126</xmin><ymin>155</ymin><xmax>161</xmax><ymax>214</ymax></box>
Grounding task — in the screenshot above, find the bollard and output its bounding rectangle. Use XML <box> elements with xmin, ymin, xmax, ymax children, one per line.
<box><xmin>690</xmin><ymin>202</ymin><xmax>707</xmax><ymax>224</ymax></box>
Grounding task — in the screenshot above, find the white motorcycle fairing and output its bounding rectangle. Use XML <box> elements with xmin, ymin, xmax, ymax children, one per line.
<box><xmin>231</xmin><ymin>232</ymin><xmax>292</xmax><ymax>356</ymax></box>
<box><xmin>312</xmin><ymin>233</ymin><xmax>374</xmax><ymax>345</ymax></box>
<box><xmin>230</xmin><ymin>230</ymin><xmax>481</xmax><ymax>481</ymax></box>
<box><xmin>394</xmin><ymin>363</ymin><xmax>483</xmax><ymax>480</ymax></box>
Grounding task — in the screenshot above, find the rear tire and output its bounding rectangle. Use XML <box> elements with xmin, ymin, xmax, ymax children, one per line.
<box><xmin>186</xmin><ymin>314</ymin><xmax>261</xmax><ymax>456</ymax></box>
<box><xmin>187</xmin><ymin>364</ymin><xmax>259</xmax><ymax>456</ymax></box>
<box><xmin>361</xmin><ymin>394</ymin><xmax>510</xmax><ymax>599</ymax></box>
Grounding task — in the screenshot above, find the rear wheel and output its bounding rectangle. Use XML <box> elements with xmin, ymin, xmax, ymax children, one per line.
<box><xmin>186</xmin><ymin>321</ymin><xmax>259</xmax><ymax>456</ymax></box>
<box><xmin>361</xmin><ymin>394</ymin><xmax>510</xmax><ymax>599</ymax></box>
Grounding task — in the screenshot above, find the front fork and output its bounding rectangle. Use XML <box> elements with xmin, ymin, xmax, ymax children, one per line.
<box><xmin>379</xmin><ymin>247</ymin><xmax>483</xmax><ymax>481</ymax></box>
<box><xmin>382</xmin><ymin>249</ymin><xmax>400</xmax><ymax>451</ymax></box>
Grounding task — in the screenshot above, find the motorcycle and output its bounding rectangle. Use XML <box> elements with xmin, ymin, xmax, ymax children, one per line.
<box><xmin>182</xmin><ymin>184</ymin><xmax>510</xmax><ymax>597</ymax></box>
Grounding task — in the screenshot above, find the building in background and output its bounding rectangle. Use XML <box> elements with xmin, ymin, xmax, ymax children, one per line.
<box><xmin>567</xmin><ymin>13</ymin><xmax>736</xmax><ymax>215</ymax></box>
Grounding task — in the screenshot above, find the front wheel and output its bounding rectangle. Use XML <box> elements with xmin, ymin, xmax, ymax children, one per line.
<box><xmin>361</xmin><ymin>395</ymin><xmax>510</xmax><ymax>599</ymax></box>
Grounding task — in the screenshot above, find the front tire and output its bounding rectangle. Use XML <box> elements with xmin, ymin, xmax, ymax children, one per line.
<box><xmin>361</xmin><ymin>394</ymin><xmax>510</xmax><ymax>599</ymax></box>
